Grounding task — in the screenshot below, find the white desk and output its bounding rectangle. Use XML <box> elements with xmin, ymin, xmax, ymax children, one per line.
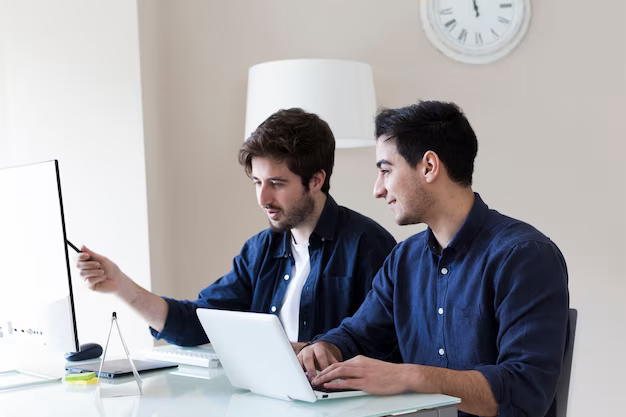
<box><xmin>0</xmin><ymin>366</ymin><xmax>459</xmax><ymax>417</ymax></box>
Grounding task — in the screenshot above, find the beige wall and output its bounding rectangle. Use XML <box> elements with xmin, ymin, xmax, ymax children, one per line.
<box><xmin>138</xmin><ymin>1</ymin><xmax>626</xmax><ymax>415</ymax></box>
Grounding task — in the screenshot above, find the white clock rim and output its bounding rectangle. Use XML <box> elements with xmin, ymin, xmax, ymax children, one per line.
<box><xmin>420</xmin><ymin>0</ymin><xmax>532</xmax><ymax>65</ymax></box>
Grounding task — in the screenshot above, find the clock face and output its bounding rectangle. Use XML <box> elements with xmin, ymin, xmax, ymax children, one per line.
<box><xmin>421</xmin><ymin>0</ymin><xmax>531</xmax><ymax>64</ymax></box>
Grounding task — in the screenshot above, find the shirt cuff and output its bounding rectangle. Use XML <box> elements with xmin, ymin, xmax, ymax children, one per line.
<box><xmin>316</xmin><ymin>333</ymin><xmax>358</xmax><ymax>361</ymax></box>
<box><xmin>475</xmin><ymin>364</ymin><xmax>507</xmax><ymax>414</ymax></box>
<box><xmin>148</xmin><ymin>297</ymin><xmax>183</xmax><ymax>343</ymax></box>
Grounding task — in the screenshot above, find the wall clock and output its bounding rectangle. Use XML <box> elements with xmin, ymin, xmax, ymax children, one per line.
<box><xmin>421</xmin><ymin>0</ymin><xmax>532</xmax><ymax>64</ymax></box>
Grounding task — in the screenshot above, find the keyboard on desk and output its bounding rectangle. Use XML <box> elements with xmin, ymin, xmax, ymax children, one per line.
<box><xmin>144</xmin><ymin>344</ymin><xmax>220</xmax><ymax>368</ymax></box>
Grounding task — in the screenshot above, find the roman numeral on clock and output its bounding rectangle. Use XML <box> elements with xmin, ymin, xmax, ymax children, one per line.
<box><xmin>458</xmin><ymin>29</ymin><xmax>468</xmax><ymax>44</ymax></box>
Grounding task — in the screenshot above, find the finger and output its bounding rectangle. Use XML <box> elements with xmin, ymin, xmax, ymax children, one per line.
<box><xmin>81</xmin><ymin>245</ymin><xmax>107</xmax><ymax>262</ymax></box>
<box><xmin>313</xmin><ymin>365</ymin><xmax>363</xmax><ymax>385</ymax></box>
<box><xmin>80</xmin><ymin>269</ymin><xmax>105</xmax><ymax>278</ymax></box>
<box><xmin>312</xmin><ymin>362</ymin><xmax>339</xmax><ymax>383</ymax></box>
<box><xmin>76</xmin><ymin>261</ymin><xmax>102</xmax><ymax>270</ymax></box>
<box><xmin>85</xmin><ymin>274</ymin><xmax>107</xmax><ymax>283</ymax></box>
<box><xmin>86</xmin><ymin>276</ymin><xmax>107</xmax><ymax>290</ymax></box>
<box><xmin>324</xmin><ymin>378</ymin><xmax>369</xmax><ymax>392</ymax></box>
<box><xmin>323</xmin><ymin>378</ymin><xmax>362</xmax><ymax>391</ymax></box>
<box><xmin>77</xmin><ymin>252</ymin><xmax>91</xmax><ymax>261</ymax></box>
<box><xmin>302</xmin><ymin>351</ymin><xmax>318</xmax><ymax>381</ymax></box>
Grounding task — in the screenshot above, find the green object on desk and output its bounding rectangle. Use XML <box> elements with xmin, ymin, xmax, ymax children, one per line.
<box><xmin>64</xmin><ymin>372</ymin><xmax>96</xmax><ymax>382</ymax></box>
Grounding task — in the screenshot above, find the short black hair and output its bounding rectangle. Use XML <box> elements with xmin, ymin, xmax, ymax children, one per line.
<box><xmin>239</xmin><ymin>108</ymin><xmax>335</xmax><ymax>193</ymax></box>
<box><xmin>375</xmin><ymin>101</ymin><xmax>478</xmax><ymax>187</ymax></box>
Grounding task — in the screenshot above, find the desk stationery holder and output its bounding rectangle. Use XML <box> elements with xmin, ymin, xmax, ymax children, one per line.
<box><xmin>95</xmin><ymin>312</ymin><xmax>142</xmax><ymax>398</ymax></box>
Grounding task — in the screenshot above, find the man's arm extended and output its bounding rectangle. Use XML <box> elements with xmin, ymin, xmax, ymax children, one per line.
<box><xmin>77</xmin><ymin>246</ymin><xmax>169</xmax><ymax>331</ymax></box>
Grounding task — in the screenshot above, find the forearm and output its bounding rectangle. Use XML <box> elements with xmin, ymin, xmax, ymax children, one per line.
<box><xmin>403</xmin><ymin>365</ymin><xmax>498</xmax><ymax>416</ymax></box>
<box><xmin>116</xmin><ymin>275</ymin><xmax>169</xmax><ymax>332</ymax></box>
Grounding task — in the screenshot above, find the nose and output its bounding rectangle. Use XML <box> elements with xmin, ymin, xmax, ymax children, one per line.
<box><xmin>257</xmin><ymin>182</ymin><xmax>273</xmax><ymax>207</ymax></box>
<box><xmin>373</xmin><ymin>173</ymin><xmax>386</xmax><ymax>199</ymax></box>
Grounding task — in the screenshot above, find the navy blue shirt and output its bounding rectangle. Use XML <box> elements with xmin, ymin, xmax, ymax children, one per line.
<box><xmin>151</xmin><ymin>195</ymin><xmax>397</xmax><ymax>346</ymax></box>
<box><xmin>319</xmin><ymin>194</ymin><xmax>569</xmax><ymax>417</ymax></box>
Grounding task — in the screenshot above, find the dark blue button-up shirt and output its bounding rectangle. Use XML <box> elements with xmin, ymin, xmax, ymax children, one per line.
<box><xmin>151</xmin><ymin>195</ymin><xmax>396</xmax><ymax>346</ymax></box>
<box><xmin>319</xmin><ymin>194</ymin><xmax>569</xmax><ymax>417</ymax></box>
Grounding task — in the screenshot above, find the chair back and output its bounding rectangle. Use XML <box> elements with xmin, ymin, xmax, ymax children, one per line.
<box><xmin>555</xmin><ymin>308</ymin><xmax>578</xmax><ymax>417</ymax></box>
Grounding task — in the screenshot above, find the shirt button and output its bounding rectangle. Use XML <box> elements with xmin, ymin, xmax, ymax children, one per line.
<box><xmin>303</xmin><ymin>321</ymin><xmax>307</xmax><ymax>326</ymax></box>
<box><xmin>283</xmin><ymin>274</ymin><xmax>290</xmax><ymax>281</ymax></box>
<box><xmin>438</xmin><ymin>348</ymin><xmax>445</xmax><ymax>356</ymax></box>
<box><xmin>438</xmin><ymin>308</ymin><xmax>444</xmax><ymax>315</ymax></box>
<box><xmin>321</xmin><ymin>237</ymin><xmax>325</xmax><ymax>242</ymax></box>
<box><xmin>271</xmin><ymin>306</ymin><xmax>277</xmax><ymax>313</ymax></box>
<box><xmin>441</xmin><ymin>267</ymin><xmax>448</xmax><ymax>275</ymax></box>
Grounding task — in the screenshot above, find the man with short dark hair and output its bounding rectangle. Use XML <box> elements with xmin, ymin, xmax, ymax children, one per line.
<box><xmin>298</xmin><ymin>101</ymin><xmax>569</xmax><ymax>417</ymax></box>
<box><xmin>76</xmin><ymin>108</ymin><xmax>396</xmax><ymax>351</ymax></box>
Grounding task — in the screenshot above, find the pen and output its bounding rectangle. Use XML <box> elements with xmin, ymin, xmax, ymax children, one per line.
<box><xmin>67</xmin><ymin>240</ymin><xmax>81</xmax><ymax>253</ymax></box>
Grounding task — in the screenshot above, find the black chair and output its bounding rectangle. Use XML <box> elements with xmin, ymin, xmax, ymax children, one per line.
<box><xmin>555</xmin><ymin>308</ymin><xmax>578</xmax><ymax>417</ymax></box>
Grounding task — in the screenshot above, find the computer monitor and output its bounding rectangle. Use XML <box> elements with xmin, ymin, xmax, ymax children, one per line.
<box><xmin>0</xmin><ymin>160</ymin><xmax>79</xmax><ymax>355</ymax></box>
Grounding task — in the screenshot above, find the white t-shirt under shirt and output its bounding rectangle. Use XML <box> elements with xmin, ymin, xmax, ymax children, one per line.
<box><xmin>279</xmin><ymin>238</ymin><xmax>311</xmax><ymax>342</ymax></box>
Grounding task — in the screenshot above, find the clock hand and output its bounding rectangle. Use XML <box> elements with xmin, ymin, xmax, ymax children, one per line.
<box><xmin>473</xmin><ymin>0</ymin><xmax>480</xmax><ymax>17</ymax></box>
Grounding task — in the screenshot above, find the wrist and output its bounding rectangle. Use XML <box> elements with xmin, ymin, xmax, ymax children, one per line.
<box><xmin>117</xmin><ymin>274</ymin><xmax>139</xmax><ymax>304</ymax></box>
<box><xmin>402</xmin><ymin>364</ymin><xmax>439</xmax><ymax>394</ymax></box>
<box><xmin>401</xmin><ymin>364</ymin><xmax>417</xmax><ymax>392</ymax></box>
<box><xmin>292</xmin><ymin>342</ymin><xmax>308</xmax><ymax>354</ymax></box>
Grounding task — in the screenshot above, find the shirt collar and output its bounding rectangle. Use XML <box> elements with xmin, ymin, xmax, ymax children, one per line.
<box><xmin>312</xmin><ymin>194</ymin><xmax>338</xmax><ymax>242</ymax></box>
<box><xmin>425</xmin><ymin>192</ymin><xmax>489</xmax><ymax>256</ymax></box>
<box><xmin>272</xmin><ymin>194</ymin><xmax>338</xmax><ymax>258</ymax></box>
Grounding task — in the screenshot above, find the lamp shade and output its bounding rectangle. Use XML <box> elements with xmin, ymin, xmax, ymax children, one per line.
<box><xmin>244</xmin><ymin>59</ymin><xmax>377</xmax><ymax>148</ymax></box>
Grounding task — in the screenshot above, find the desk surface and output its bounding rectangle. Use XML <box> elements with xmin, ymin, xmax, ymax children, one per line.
<box><xmin>0</xmin><ymin>366</ymin><xmax>459</xmax><ymax>417</ymax></box>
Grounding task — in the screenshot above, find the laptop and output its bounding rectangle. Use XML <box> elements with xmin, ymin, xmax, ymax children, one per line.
<box><xmin>65</xmin><ymin>359</ymin><xmax>177</xmax><ymax>378</ymax></box>
<box><xmin>196</xmin><ymin>308</ymin><xmax>369</xmax><ymax>402</ymax></box>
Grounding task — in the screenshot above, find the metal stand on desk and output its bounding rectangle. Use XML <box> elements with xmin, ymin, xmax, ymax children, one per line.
<box><xmin>95</xmin><ymin>312</ymin><xmax>142</xmax><ymax>398</ymax></box>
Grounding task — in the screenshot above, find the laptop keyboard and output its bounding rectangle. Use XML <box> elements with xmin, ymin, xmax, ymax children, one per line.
<box><xmin>311</xmin><ymin>384</ymin><xmax>358</xmax><ymax>393</ymax></box>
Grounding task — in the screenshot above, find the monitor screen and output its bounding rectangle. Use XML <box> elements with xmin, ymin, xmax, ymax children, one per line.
<box><xmin>0</xmin><ymin>160</ymin><xmax>78</xmax><ymax>354</ymax></box>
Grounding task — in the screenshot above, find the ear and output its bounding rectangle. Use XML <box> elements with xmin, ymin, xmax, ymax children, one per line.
<box><xmin>421</xmin><ymin>151</ymin><xmax>440</xmax><ymax>184</ymax></box>
<box><xmin>309</xmin><ymin>170</ymin><xmax>326</xmax><ymax>192</ymax></box>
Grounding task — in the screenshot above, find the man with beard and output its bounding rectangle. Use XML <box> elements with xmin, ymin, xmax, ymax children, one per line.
<box><xmin>298</xmin><ymin>101</ymin><xmax>569</xmax><ymax>417</ymax></box>
<box><xmin>76</xmin><ymin>108</ymin><xmax>396</xmax><ymax>351</ymax></box>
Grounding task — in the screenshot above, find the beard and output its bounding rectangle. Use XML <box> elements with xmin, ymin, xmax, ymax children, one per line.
<box><xmin>266</xmin><ymin>191</ymin><xmax>315</xmax><ymax>233</ymax></box>
<box><xmin>395</xmin><ymin>180</ymin><xmax>434</xmax><ymax>226</ymax></box>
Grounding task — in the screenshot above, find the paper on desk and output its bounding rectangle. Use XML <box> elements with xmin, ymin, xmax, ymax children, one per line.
<box><xmin>0</xmin><ymin>370</ymin><xmax>60</xmax><ymax>391</ymax></box>
<box><xmin>0</xmin><ymin>372</ymin><xmax>42</xmax><ymax>390</ymax></box>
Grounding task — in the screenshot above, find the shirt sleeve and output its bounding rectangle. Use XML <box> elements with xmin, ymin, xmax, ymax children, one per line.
<box><xmin>317</xmin><ymin>247</ymin><xmax>399</xmax><ymax>361</ymax></box>
<box><xmin>476</xmin><ymin>240</ymin><xmax>569</xmax><ymax>417</ymax></box>
<box><xmin>149</xmin><ymin>237</ymin><xmax>261</xmax><ymax>346</ymax></box>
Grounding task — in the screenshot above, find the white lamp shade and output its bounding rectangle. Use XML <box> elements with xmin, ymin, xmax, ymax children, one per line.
<box><xmin>244</xmin><ymin>59</ymin><xmax>377</xmax><ymax>148</ymax></box>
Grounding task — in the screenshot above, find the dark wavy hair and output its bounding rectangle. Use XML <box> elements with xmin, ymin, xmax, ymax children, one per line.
<box><xmin>375</xmin><ymin>101</ymin><xmax>478</xmax><ymax>187</ymax></box>
<box><xmin>239</xmin><ymin>108</ymin><xmax>335</xmax><ymax>193</ymax></box>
